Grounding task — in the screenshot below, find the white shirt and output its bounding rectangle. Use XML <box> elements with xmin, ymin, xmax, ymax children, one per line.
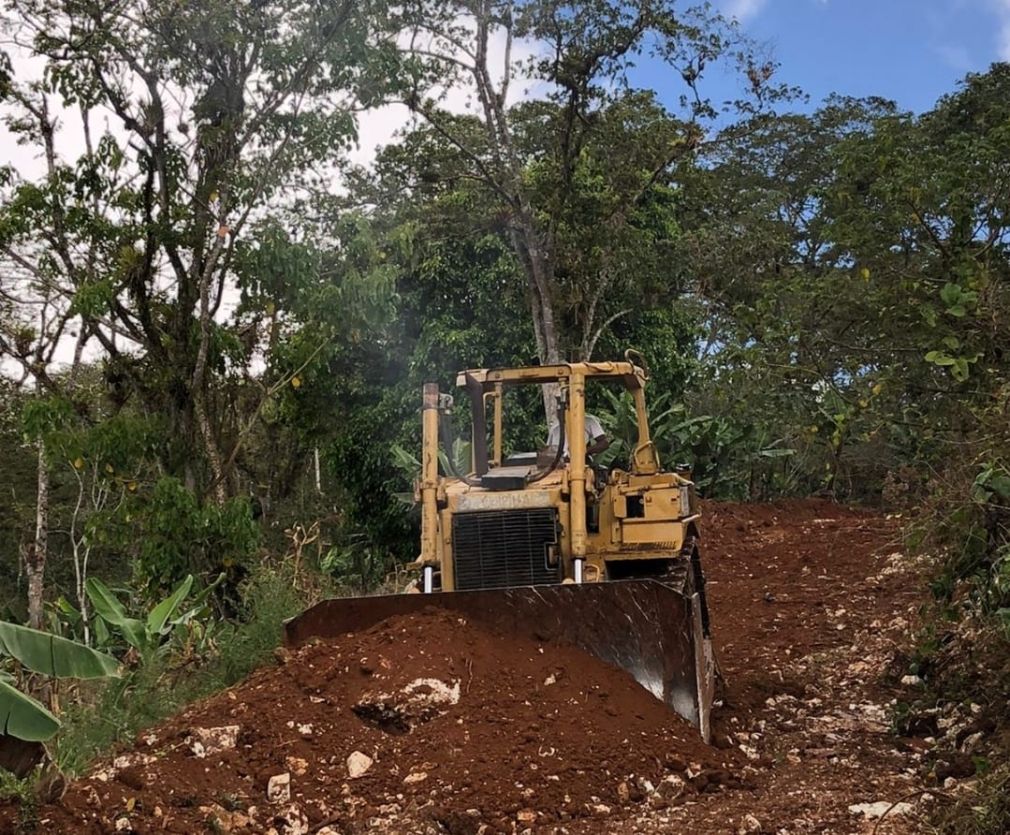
<box><xmin>547</xmin><ymin>413</ymin><xmax>605</xmax><ymax>454</ymax></box>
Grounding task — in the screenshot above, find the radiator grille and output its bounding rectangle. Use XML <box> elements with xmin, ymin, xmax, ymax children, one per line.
<box><xmin>452</xmin><ymin>509</ymin><xmax>560</xmax><ymax>591</ymax></box>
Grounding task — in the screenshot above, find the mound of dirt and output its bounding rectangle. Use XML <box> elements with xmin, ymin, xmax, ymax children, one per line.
<box><xmin>31</xmin><ymin>607</ymin><xmax>738</xmax><ymax>834</ymax></box>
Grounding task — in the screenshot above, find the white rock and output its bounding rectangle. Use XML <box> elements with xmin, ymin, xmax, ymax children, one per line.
<box><xmin>112</xmin><ymin>753</ymin><xmax>156</xmax><ymax>771</ymax></box>
<box><xmin>403</xmin><ymin>771</ymin><xmax>428</xmax><ymax>784</ymax></box>
<box><xmin>848</xmin><ymin>801</ymin><xmax>913</xmax><ymax>819</ymax></box>
<box><xmin>347</xmin><ymin>750</ymin><xmax>374</xmax><ymax>778</ymax></box>
<box><xmin>960</xmin><ymin>731</ymin><xmax>983</xmax><ymax>752</ymax></box>
<box><xmin>191</xmin><ymin>725</ymin><xmax>240</xmax><ymax>757</ymax></box>
<box><xmin>267</xmin><ymin>772</ymin><xmax>292</xmax><ymax>804</ymax></box>
<box><xmin>900</xmin><ymin>675</ymin><xmax>923</xmax><ymax>686</ymax></box>
<box><xmin>273</xmin><ymin>804</ymin><xmax>309</xmax><ymax>835</ymax></box>
<box><xmin>403</xmin><ymin>677</ymin><xmax>461</xmax><ymax>706</ymax></box>
<box><xmin>115</xmin><ymin>819</ymin><xmax>131</xmax><ymax>832</ymax></box>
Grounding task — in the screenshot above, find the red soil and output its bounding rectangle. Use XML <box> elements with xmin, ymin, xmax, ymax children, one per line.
<box><xmin>2</xmin><ymin>499</ymin><xmax>926</xmax><ymax>834</ymax></box>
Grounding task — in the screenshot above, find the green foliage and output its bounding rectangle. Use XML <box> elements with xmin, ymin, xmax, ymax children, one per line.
<box><xmin>0</xmin><ymin>769</ymin><xmax>36</xmax><ymax>835</ymax></box>
<box><xmin>0</xmin><ymin>679</ymin><xmax>59</xmax><ymax>743</ymax></box>
<box><xmin>928</xmin><ymin>764</ymin><xmax>1010</xmax><ymax>835</ymax></box>
<box><xmin>127</xmin><ymin>478</ymin><xmax>259</xmax><ymax>596</ymax></box>
<box><xmin>593</xmin><ymin>388</ymin><xmax>795</xmax><ymax>498</ymax></box>
<box><xmin>320</xmin><ymin>534</ymin><xmax>390</xmax><ymax>592</ymax></box>
<box><xmin>53</xmin><ymin>563</ymin><xmax>314</xmax><ymax>775</ymax></box>
<box><xmin>0</xmin><ymin>622</ymin><xmax>119</xmax><ymax>741</ymax></box>
<box><xmin>83</xmin><ymin>573</ymin><xmax>220</xmax><ymax>656</ymax></box>
<box><xmin>0</xmin><ymin>622</ymin><xmax>119</xmax><ymax>680</ymax></box>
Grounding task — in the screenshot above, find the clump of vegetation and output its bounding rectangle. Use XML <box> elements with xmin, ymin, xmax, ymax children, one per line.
<box><xmin>929</xmin><ymin>764</ymin><xmax>1010</xmax><ymax>835</ymax></box>
<box><xmin>54</xmin><ymin>563</ymin><xmax>317</xmax><ymax>776</ymax></box>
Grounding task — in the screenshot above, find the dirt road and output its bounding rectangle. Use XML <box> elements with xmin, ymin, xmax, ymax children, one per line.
<box><xmin>2</xmin><ymin>500</ymin><xmax>933</xmax><ymax>833</ymax></box>
<box><xmin>612</xmin><ymin>500</ymin><xmax>929</xmax><ymax>834</ymax></box>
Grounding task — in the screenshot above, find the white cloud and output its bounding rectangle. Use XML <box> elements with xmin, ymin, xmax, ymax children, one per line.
<box><xmin>721</xmin><ymin>0</ymin><xmax>769</xmax><ymax>22</ymax></box>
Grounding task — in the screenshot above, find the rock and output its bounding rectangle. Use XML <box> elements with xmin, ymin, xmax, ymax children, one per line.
<box><xmin>270</xmin><ymin>804</ymin><xmax>309</xmax><ymax>835</ymax></box>
<box><xmin>190</xmin><ymin>725</ymin><xmax>240</xmax><ymax>758</ymax></box>
<box><xmin>848</xmin><ymin>801</ymin><xmax>913</xmax><ymax>819</ymax></box>
<box><xmin>516</xmin><ymin>809</ymin><xmax>537</xmax><ymax>824</ymax></box>
<box><xmin>404</xmin><ymin>677</ymin><xmax>461</xmax><ymax>706</ymax></box>
<box><xmin>353</xmin><ymin>678</ymin><xmax>461</xmax><ymax>733</ymax></box>
<box><xmin>959</xmin><ymin>731</ymin><xmax>984</xmax><ymax>752</ymax></box>
<box><xmin>738</xmin><ymin>813</ymin><xmax>762</xmax><ymax>833</ymax></box>
<box><xmin>200</xmin><ymin>803</ymin><xmax>251</xmax><ymax>832</ymax></box>
<box><xmin>617</xmin><ymin>781</ymin><xmax>631</xmax><ymax>803</ymax></box>
<box><xmin>403</xmin><ymin>771</ymin><xmax>428</xmax><ymax>785</ymax></box>
<box><xmin>285</xmin><ymin>756</ymin><xmax>309</xmax><ymax>777</ymax></box>
<box><xmin>900</xmin><ymin>674</ymin><xmax>923</xmax><ymax>686</ymax></box>
<box><xmin>112</xmin><ymin>753</ymin><xmax>156</xmax><ymax>771</ymax></box>
<box><xmin>114</xmin><ymin>819</ymin><xmax>132</xmax><ymax>832</ymax></box>
<box><xmin>347</xmin><ymin>751</ymin><xmax>374</xmax><ymax>778</ymax></box>
<box><xmin>267</xmin><ymin>772</ymin><xmax>292</xmax><ymax>804</ymax></box>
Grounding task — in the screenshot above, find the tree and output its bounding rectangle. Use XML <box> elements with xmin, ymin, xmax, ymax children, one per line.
<box><xmin>388</xmin><ymin>0</ymin><xmax>772</xmax><ymax>412</ymax></box>
<box><xmin>1</xmin><ymin>0</ymin><xmax>397</xmax><ymax>503</ymax></box>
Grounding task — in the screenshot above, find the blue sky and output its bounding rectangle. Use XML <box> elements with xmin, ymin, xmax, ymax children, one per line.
<box><xmin>685</xmin><ymin>0</ymin><xmax>1010</xmax><ymax>114</ymax></box>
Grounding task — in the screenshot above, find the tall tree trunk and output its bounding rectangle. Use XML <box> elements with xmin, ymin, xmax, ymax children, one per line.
<box><xmin>511</xmin><ymin>218</ymin><xmax>562</xmax><ymax>420</ymax></box>
<box><xmin>27</xmin><ymin>440</ymin><xmax>48</xmax><ymax>630</ymax></box>
<box><xmin>195</xmin><ymin>392</ymin><xmax>228</xmax><ymax>504</ymax></box>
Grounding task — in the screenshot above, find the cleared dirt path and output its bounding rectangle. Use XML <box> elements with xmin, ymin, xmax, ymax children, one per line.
<box><xmin>603</xmin><ymin>499</ymin><xmax>930</xmax><ymax>834</ymax></box>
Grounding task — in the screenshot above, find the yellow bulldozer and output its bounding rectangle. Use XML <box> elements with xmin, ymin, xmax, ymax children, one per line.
<box><xmin>285</xmin><ymin>359</ymin><xmax>715</xmax><ymax>740</ymax></box>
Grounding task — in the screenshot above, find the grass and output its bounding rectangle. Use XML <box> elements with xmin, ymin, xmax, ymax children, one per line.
<box><xmin>52</xmin><ymin>564</ymin><xmax>319</xmax><ymax>776</ymax></box>
<box><xmin>928</xmin><ymin>764</ymin><xmax>1010</xmax><ymax>835</ymax></box>
<box><xmin>0</xmin><ymin>771</ymin><xmax>37</xmax><ymax>834</ymax></box>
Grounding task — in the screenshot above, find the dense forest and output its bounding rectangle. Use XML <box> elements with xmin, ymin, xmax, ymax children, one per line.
<box><xmin>1</xmin><ymin>0</ymin><xmax>1009</xmax><ymax>830</ymax></box>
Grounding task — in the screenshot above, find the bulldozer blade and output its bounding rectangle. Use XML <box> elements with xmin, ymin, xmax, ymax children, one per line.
<box><xmin>285</xmin><ymin>578</ymin><xmax>715</xmax><ymax>741</ymax></box>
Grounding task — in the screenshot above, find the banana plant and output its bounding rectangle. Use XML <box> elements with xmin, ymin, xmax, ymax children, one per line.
<box><xmin>0</xmin><ymin>621</ymin><xmax>120</xmax><ymax>742</ymax></box>
<box><xmin>85</xmin><ymin>574</ymin><xmax>222</xmax><ymax>655</ymax></box>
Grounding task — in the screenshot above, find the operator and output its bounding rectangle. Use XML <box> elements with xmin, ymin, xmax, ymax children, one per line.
<box><xmin>547</xmin><ymin>413</ymin><xmax>610</xmax><ymax>458</ymax></box>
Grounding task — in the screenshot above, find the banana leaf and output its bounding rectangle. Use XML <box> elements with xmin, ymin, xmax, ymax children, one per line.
<box><xmin>0</xmin><ymin>679</ymin><xmax>60</xmax><ymax>742</ymax></box>
<box><xmin>171</xmin><ymin>573</ymin><xmax>224</xmax><ymax>628</ymax></box>
<box><xmin>0</xmin><ymin>621</ymin><xmax>120</xmax><ymax>679</ymax></box>
<box><xmin>147</xmin><ymin>575</ymin><xmax>194</xmax><ymax>636</ymax></box>
<box><xmin>85</xmin><ymin>578</ymin><xmax>146</xmax><ymax>650</ymax></box>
